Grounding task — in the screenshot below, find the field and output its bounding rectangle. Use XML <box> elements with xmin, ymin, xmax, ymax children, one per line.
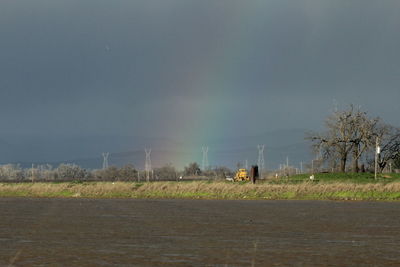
<box><xmin>2</xmin><ymin>198</ymin><xmax>400</xmax><ymax>266</ymax></box>
<box><xmin>1</xmin><ymin>173</ymin><xmax>400</xmax><ymax>201</ymax></box>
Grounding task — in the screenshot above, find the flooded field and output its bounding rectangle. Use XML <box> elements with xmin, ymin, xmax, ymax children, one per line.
<box><xmin>1</xmin><ymin>198</ymin><xmax>400</xmax><ymax>266</ymax></box>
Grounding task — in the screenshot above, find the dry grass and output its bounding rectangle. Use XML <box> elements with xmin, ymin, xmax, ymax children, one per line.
<box><xmin>1</xmin><ymin>181</ymin><xmax>400</xmax><ymax>200</ymax></box>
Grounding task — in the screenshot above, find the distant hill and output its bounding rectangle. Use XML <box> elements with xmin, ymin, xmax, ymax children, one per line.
<box><xmin>0</xmin><ymin>129</ymin><xmax>313</xmax><ymax>170</ymax></box>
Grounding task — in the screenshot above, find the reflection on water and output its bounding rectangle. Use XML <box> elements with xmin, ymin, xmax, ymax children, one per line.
<box><xmin>1</xmin><ymin>198</ymin><xmax>400</xmax><ymax>266</ymax></box>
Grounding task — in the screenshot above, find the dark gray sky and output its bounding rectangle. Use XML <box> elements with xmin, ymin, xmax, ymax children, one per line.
<box><xmin>1</xmin><ymin>0</ymin><xmax>400</xmax><ymax>140</ymax></box>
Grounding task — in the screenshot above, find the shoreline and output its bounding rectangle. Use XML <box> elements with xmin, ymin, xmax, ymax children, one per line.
<box><xmin>1</xmin><ymin>181</ymin><xmax>400</xmax><ymax>201</ymax></box>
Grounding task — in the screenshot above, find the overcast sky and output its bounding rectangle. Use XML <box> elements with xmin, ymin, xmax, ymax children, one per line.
<box><xmin>1</xmin><ymin>0</ymin><xmax>400</xmax><ymax>140</ymax></box>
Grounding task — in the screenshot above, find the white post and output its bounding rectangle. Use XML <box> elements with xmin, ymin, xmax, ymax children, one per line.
<box><xmin>375</xmin><ymin>137</ymin><xmax>380</xmax><ymax>180</ymax></box>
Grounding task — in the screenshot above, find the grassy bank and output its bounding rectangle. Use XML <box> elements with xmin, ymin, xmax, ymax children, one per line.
<box><xmin>288</xmin><ymin>172</ymin><xmax>400</xmax><ymax>183</ymax></box>
<box><xmin>1</xmin><ymin>180</ymin><xmax>400</xmax><ymax>201</ymax></box>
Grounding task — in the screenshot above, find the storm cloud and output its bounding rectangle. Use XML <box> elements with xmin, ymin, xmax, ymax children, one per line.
<box><xmin>0</xmin><ymin>0</ymin><xmax>399</xmax><ymax>164</ymax></box>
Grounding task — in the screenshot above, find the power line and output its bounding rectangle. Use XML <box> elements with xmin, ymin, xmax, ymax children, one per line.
<box><xmin>102</xmin><ymin>152</ymin><xmax>109</xmax><ymax>169</ymax></box>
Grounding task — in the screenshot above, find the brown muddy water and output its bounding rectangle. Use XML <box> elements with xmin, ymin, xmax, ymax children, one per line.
<box><xmin>1</xmin><ymin>198</ymin><xmax>399</xmax><ymax>266</ymax></box>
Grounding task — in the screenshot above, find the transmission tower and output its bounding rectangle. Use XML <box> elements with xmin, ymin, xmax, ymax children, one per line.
<box><xmin>257</xmin><ymin>145</ymin><xmax>265</xmax><ymax>177</ymax></box>
<box><xmin>202</xmin><ymin>146</ymin><xmax>209</xmax><ymax>171</ymax></box>
<box><xmin>145</xmin><ymin>148</ymin><xmax>152</xmax><ymax>182</ymax></box>
<box><xmin>102</xmin><ymin>152</ymin><xmax>109</xmax><ymax>169</ymax></box>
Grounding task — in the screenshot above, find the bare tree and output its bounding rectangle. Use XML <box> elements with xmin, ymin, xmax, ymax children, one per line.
<box><xmin>374</xmin><ymin>125</ymin><xmax>400</xmax><ymax>172</ymax></box>
<box><xmin>0</xmin><ymin>164</ymin><xmax>24</xmax><ymax>181</ymax></box>
<box><xmin>348</xmin><ymin>110</ymin><xmax>380</xmax><ymax>172</ymax></box>
<box><xmin>94</xmin><ymin>166</ymin><xmax>120</xmax><ymax>181</ymax></box>
<box><xmin>308</xmin><ymin>106</ymin><xmax>355</xmax><ymax>172</ymax></box>
<box><xmin>57</xmin><ymin>164</ymin><xmax>87</xmax><ymax>180</ymax></box>
<box><xmin>119</xmin><ymin>164</ymin><xmax>138</xmax><ymax>181</ymax></box>
<box><xmin>308</xmin><ymin>105</ymin><xmax>381</xmax><ymax>172</ymax></box>
<box><xmin>212</xmin><ymin>166</ymin><xmax>233</xmax><ymax>179</ymax></box>
<box><xmin>184</xmin><ymin>162</ymin><xmax>201</xmax><ymax>176</ymax></box>
<box><xmin>154</xmin><ymin>164</ymin><xmax>177</xmax><ymax>180</ymax></box>
<box><xmin>394</xmin><ymin>157</ymin><xmax>400</xmax><ymax>170</ymax></box>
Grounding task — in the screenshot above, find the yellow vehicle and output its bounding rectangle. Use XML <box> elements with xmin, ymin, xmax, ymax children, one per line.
<box><xmin>232</xmin><ymin>166</ymin><xmax>259</xmax><ymax>183</ymax></box>
<box><xmin>234</xmin><ymin>168</ymin><xmax>250</xmax><ymax>181</ymax></box>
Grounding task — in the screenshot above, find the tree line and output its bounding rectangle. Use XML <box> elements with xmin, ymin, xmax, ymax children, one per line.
<box><xmin>0</xmin><ymin>162</ymin><xmax>233</xmax><ymax>182</ymax></box>
<box><xmin>307</xmin><ymin>105</ymin><xmax>400</xmax><ymax>173</ymax></box>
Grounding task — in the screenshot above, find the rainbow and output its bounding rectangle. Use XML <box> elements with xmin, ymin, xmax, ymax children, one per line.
<box><xmin>140</xmin><ymin>3</ymin><xmax>283</xmax><ymax>169</ymax></box>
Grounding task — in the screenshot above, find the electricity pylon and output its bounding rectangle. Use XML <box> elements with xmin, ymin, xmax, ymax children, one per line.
<box><xmin>145</xmin><ymin>148</ymin><xmax>152</xmax><ymax>182</ymax></box>
<box><xmin>202</xmin><ymin>146</ymin><xmax>209</xmax><ymax>171</ymax></box>
<box><xmin>102</xmin><ymin>152</ymin><xmax>109</xmax><ymax>169</ymax></box>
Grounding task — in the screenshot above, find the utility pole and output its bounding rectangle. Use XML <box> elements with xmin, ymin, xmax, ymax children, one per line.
<box><xmin>145</xmin><ymin>148</ymin><xmax>152</xmax><ymax>182</ymax></box>
<box><xmin>257</xmin><ymin>145</ymin><xmax>265</xmax><ymax>178</ymax></box>
<box><xmin>300</xmin><ymin>162</ymin><xmax>303</xmax><ymax>174</ymax></box>
<box><xmin>31</xmin><ymin>163</ymin><xmax>34</xmax><ymax>183</ymax></box>
<box><xmin>245</xmin><ymin>159</ymin><xmax>248</xmax><ymax>170</ymax></box>
<box><xmin>202</xmin><ymin>146</ymin><xmax>209</xmax><ymax>171</ymax></box>
<box><xmin>311</xmin><ymin>159</ymin><xmax>314</xmax><ymax>175</ymax></box>
<box><xmin>102</xmin><ymin>152</ymin><xmax>109</xmax><ymax>170</ymax></box>
<box><xmin>375</xmin><ymin>137</ymin><xmax>380</xmax><ymax>180</ymax></box>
